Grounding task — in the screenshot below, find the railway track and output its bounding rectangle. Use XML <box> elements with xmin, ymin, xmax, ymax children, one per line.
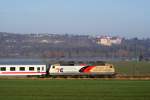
<box><xmin>0</xmin><ymin>75</ymin><xmax>150</xmax><ymax>80</ymax></box>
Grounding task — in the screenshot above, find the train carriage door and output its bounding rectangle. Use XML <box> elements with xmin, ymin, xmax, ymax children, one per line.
<box><xmin>37</xmin><ymin>67</ymin><xmax>40</xmax><ymax>72</ymax></box>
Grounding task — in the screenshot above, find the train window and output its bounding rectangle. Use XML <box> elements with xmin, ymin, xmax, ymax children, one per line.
<box><xmin>29</xmin><ymin>67</ymin><xmax>34</xmax><ymax>71</ymax></box>
<box><xmin>20</xmin><ymin>67</ymin><xmax>25</xmax><ymax>71</ymax></box>
<box><xmin>37</xmin><ymin>67</ymin><xmax>40</xmax><ymax>71</ymax></box>
<box><xmin>0</xmin><ymin>67</ymin><xmax>6</xmax><ymax>71</ymax></box>
<box><xmin>42</xmin><ymin>67</ymin><xmax>44</xmax><ymax>71</ymax></box>
<box><xmin>10</xmin><ymin>67</ymin><xmax>15</xmax><ymax>71</ymax></box>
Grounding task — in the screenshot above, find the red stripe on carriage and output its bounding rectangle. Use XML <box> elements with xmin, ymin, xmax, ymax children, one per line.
<box><xmin>0</xmin><ymin>72</ymin><xmax>46</xmax><ymax>74</ymax></box>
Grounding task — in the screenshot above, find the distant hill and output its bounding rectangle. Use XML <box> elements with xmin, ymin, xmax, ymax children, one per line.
<box><xmin>0</xmin><ymin>32</ymin><xmax>150</xmax><ymax>61</ymax></box>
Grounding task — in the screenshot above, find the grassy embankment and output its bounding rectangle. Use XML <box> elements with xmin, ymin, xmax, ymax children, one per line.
<box><xmin>110</xmin><ymin>61</ymin><xmax>150</xmax><ymax>76</ymax></box>
<box><xmin>0</xmin><ymin>79</ymin><xmax>150</xmax><ymax>100</ymax></box>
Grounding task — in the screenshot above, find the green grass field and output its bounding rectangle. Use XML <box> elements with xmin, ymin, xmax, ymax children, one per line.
<box><xmin>111</xmin><ymin>61</ymin><xmax>150</xmax><ymax>76</ymax></box>
<box><xmin>0</xmin><ymin>79</ymin><xmax>150</xmax><ymax>100</ymax></box>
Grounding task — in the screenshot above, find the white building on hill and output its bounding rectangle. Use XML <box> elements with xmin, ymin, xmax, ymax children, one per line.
<box><xmin>96</xmin><ymin>36</ymin><xmax>122</xmax><ymax>46</ymax></box>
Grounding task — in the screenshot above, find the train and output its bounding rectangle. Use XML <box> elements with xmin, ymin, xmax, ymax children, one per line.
<box><xmin>0</xmin><ymin>61</ymin><xmax>116</xmax><ymax>78</ymax></box>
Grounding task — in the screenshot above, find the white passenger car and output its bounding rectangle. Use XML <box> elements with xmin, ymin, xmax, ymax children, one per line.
<box><xmin>0</xmin><ymin>64</ymin><xmax>46</xmax><ymax>76</ymax></box>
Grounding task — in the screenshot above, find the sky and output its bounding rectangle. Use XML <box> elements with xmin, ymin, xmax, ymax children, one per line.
<box><xmin>0</xmin><ymin>0</ymin><xmax>150</xmax><ymax>38</ymax></box>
